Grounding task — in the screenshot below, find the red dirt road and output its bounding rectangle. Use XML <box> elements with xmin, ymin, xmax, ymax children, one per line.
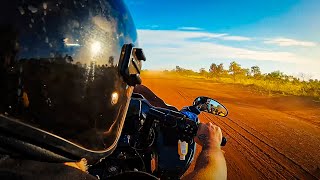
<box><xmin>141</xmin><ymin>72</ymin><xmax>320</xmax><ymax>179</ymax></box>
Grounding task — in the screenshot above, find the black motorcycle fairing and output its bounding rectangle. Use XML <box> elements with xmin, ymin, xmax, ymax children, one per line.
<box><xmin>155</xmin><ymin>126</ymin><xmax>196</xmax><ymax>179</ymax></box>
<box><xmin>89</xmin><ymin>94</ymin><xmax>197</xmax><ymax>179</ymax></box>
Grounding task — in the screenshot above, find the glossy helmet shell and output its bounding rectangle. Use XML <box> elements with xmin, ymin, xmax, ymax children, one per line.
<box><xmin>0</xmin><ymin>0</ymin><xmax>138</xmax><ymax>163</ymax></box>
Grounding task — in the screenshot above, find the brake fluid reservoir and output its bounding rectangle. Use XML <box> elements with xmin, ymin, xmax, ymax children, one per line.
<box><xmin>178</xmin><ymin>140</ymin><xmax>188</xmax><ymax>160</ymax></box>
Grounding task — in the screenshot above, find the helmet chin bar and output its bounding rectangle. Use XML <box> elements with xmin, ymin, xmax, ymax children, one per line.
<box><xmin>119</xmin><ymin>44</ymin><xmax>146</xmax><ymax>86</ymax></box>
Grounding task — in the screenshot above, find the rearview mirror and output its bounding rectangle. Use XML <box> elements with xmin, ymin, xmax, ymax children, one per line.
<box><xmin>193</xmin><ymin>96</ymin><xmax>228</xmax><ymax>117</ymax></box>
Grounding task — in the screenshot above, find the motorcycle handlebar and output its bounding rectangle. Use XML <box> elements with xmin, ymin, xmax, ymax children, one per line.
<box><xmin>148</xmin><ymin>108</ymin><xmax>227</xmax><ymax>146</ymax></box>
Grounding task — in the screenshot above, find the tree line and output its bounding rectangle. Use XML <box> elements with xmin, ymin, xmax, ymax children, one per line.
<box><xmin>171</xmin><ymin>61</ymin><xmax>320</xmax><ymax>98</ymax></box>
<box><xmin>176</xmin><ymin>61</ymin><xmax>316</xmax><ymax>83</ymax></box>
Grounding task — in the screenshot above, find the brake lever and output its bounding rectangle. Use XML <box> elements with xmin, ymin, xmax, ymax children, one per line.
<box><xmin>221</xmin><ymin>137</ymin><xmax>227</xmax><ymax>146</ymax></box>
<box><xmin>181</xmin><ymin>117</ymin><xmax>227</xmax><ymax>146</ymax></box>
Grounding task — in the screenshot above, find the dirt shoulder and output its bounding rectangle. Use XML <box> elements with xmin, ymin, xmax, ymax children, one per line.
<box><xmin>141</xmin><ymin>72</ymin><xmax>320</xmax><ymax>179</ymax></box>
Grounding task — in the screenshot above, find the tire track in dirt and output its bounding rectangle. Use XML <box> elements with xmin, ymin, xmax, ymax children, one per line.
<box><xmin>208</xmin><ymin>115</ymin><xmax>307</xmax><ymax>179</ymax></box>
<box><xmin>176</xmin><ymin>89</ymin><xmax>290</xmax><ymax>179</ymax></box>
<box><xmin>222</xmin><ymin>103</ymin><xmax>320</xmax><ymax>176</ymax></box>
<box><xmin>224</xmin><ymin>115</ymin><xmax>317</xmax><ymax>178</ymax></box>
<box><xmin>213</xmin><ymin>118</ymin><xmax>287</xmax><ymax>179</ymax></box>
<box><xmin>176</xmin><ymin>88</ymin><xmax>317</xmax><ymax>179</ymax></box>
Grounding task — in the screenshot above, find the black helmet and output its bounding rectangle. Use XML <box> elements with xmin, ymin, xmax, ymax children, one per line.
<box><xmin>193</xmin><ymin>97</ymin><xmax>207</xmax><ymax>106</ymax></box>
<box><xmin>0</xmin><ymin>0</ymin><xmax>145</xmax><ymax>163</ymax></box>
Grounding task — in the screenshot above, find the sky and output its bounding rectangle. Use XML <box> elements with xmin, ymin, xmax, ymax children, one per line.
<box><xmin>124</xmin><ymin>0</ymin><xmax>320</xmax><ymax>79</ymax></box>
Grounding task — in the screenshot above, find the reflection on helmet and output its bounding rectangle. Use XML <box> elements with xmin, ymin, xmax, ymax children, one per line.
<box><xmin>0</xmin><ymin>0</ymin><xmax>138</xmax><ymax>161</ymax></box>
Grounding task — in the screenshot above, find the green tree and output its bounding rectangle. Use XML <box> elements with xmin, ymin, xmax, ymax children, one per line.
<box><xmin>210</xmin><ymin>63</ymin><xmax>224</xmax><ymax>79</ymax></box>
<box><xmin>199</xmin><ymin>68</ymin><xmax>206</xmax><ymax>73</ymax></box>
<box><xmin>217</xmin><ymin>63</ymin><xmax>226</xmax><ymax>76</ymax></box>
<box><xmin>176</xmin><ymin>66</ymin><xmax>183</xmax><ymax>72</ymax></box>
<box><xmin>292</xmin><ymin>77</ymin><xmax>300</xmax><ymax>84</ymax></box>
<box><xmin>251</xmin><ymin>65</ymin><xmax>262</xmax><ymax>79</ymax></box>
<box><xmin>229</xmin><ymin>61</ymin><xmax>243</xmax><ymax>82</ymax></box>
<box><xmin>266</xmin><ymin>70</ymin><xmax>284</xmax><ymax>81</ymax></box>
<box><xmin>199</xmin><ymin>68</ymin><xmax>209</xmax><ymax>78</ymax></box>
<box><xmin>209</xmin><ymin>63</ymin><xmax>218</xmax><ymax>73</ymax></box>
<box><xmin>243</xmin><ymin>68</ymin><xmax>250</xmax><ymax>77</ymax></box>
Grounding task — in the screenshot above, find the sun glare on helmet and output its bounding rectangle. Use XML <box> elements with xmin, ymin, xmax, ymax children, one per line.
<box><xmin>111</xmin><ymin>92</ymin><xmax>119</xmax><ymax>105</ymax></box>
<box><xmin>91</xmin><ymin>41</ymin><xmax>102</xmax><ymax>55</ymax></box>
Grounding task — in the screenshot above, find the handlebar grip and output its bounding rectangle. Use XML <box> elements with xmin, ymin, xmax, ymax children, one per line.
<box><xmin>221</xmin><ymin>137</ymin><xmax>227</xmax><ymax>146</ymax></box>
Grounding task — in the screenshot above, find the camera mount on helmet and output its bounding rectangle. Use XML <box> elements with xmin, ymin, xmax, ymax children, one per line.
<box><xmin>119</xmin><ymin>44</ymin><xmax>146</xmax><ymax>86</ymax></box>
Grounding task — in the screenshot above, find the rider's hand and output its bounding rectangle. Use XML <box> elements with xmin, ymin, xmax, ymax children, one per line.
<box><xmin>194</xmin><ymin>122</ymin><xmax>222</xmax><ymax>151</ymax></box>
<box><xmin>185</xmin><ymin>123</ymin><xmax>227</xmax><ymax>180</ymax></box>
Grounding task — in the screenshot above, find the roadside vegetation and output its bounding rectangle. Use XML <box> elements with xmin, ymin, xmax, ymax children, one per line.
<box><xmin>149</xmin><ymin>61</ymin><xmax>320</xmax><ymax>99</ymax></box>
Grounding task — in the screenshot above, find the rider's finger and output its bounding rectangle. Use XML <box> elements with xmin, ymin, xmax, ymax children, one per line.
<box><xmin>207</xmin><ymin>122</ymin><xmax>215</xmax><ymax>128</ymax></box>
<box><xmin>207</xmin><ymin>122</ymin><xmax>219</xmax><ymax>130</ymax></box>
<box><xmin>216</xmin><ymin>126</ymin><xmax>222</xmax><ymax>134</ymax></box>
